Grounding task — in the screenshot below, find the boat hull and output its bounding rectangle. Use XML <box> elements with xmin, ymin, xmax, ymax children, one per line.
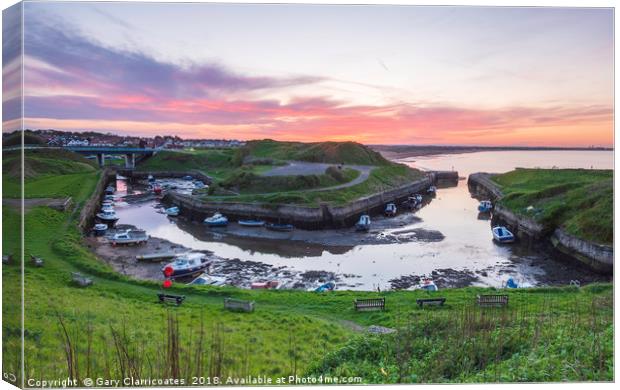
<box><xmin>265</xmin><ymin>223</ymin><xmax>294</xmax><ymax>232</ymax></box>
<box><xmin>166</xmin><ymin>262</ymin><xmax>210</xmax><ymax>278</ymax></box>
<box><xmin>238</xmin><ymin>220</ymin><xmax>265</xmax><ymax>227</ymax></box>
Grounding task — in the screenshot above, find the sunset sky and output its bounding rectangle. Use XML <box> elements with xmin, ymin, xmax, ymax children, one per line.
<box><xmin>2</xmin><ymin>2</ymin><xmax>614</xmax><ymax>146</ymax></box>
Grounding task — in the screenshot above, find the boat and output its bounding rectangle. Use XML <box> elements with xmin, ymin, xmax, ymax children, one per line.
<box><xmin>96</xmin><ymin>209</ymin><xmax>119</xmax><ymax>223</ymax></box>
<box><xmin>355</xmin><ymin>214</ymin><xmax>371</xmax><ymax>231</ymax></box>
<box><xmin>265</xmin><ymin>223</ymin><xmax>294</xmax><ymax>232</ymax></box>
<box><xmin>251</xmin><ymin>281</ymin><xmax>279</xmax><ymax>289</ymax></box>
<box><xmin>193</xmin><ymin>180</ymin><xmax>205</xmax><ymax>188</ymax></box>
<box><xmin>104</xmin><ymin>194</ymin><xmax>115</xmax><ymax>201</ymax></box>
<box><xmin>101</xmin><ymin>204</ymin><xmax>114</xmax><ymax>212</ymax></box>
<box><xmin>315</xmin><ymin>281</ymin><xmax>335</xmax><ymax>292</ymax></box>
<box><xmin>492</xmin><ymin>226</ymin><xmax>515</xmax><ymax>243</ymax></box>
<box><xmin>152</xmin><ymin>184</ymin><xmax>162</xmax><ymax>195</ymax></box>
<box><xmin>190</xmin><ymin>274</ymin><xmax>226</xmax><ymax>286</ymax></box>
<box><xmin>427</xmin><ymin>185</ymin><xmax>437</xmax><ymax>194</ymax></box>
<box><xmin>162</xmin><ymin>252</ymin><xmax>210</xmax><ymax>278</ymax></box>
<box><xmin>478</xmin><ymin>200</ymin><xmax>493</xmax><ymax>212</ymax></box>
<box><xmin>407</xmin><ymin>195</ymin><xmax>422</xmax><ymax>209</ymax></box>
<box><xmin>204</xmin><ymin>212</ymin><xmax>228</xmax><ymax>227</ymax></box>
<box><xmin>419</xmin><ymin>278</ymin><xmax>438</xmax><ymax>291</ymax></box>
<box><xmin>104</xmin><ymin>185</ymin><xmax>115</xmax><ymax>195</ymax></box>
<box><xmin>147</xmin><ymin>174</ymin><xmax>155</xmax><ymax>183</ymax></box>
<box><xmin>384</xmin><ymin>203</ymin><xmax>397</xmax><ymax>217</ymax></box>
<box><xmin>109</xmin><ymin>229</ymin><xmax>148</xmax><ymax>245</ymax></box>
<box><xmin>505</xmin><ymin>277</ymin><xmax>533</xmax><ymax>289</ymax></box>
<box><xmin>93</xmin><ymin>223</ymin><xmax>108</xmax><ymax>236</ymax></box>
<box><xmin>165</xmin><ymin>206</ymin><xmax>180</xmax><ymax>216</ymax></box>
<box><xmin>102</xmin><ymin>199</ymin><xmax>114</xmax><ymax>206</ymax></box>
<box><xmin>238</xmin><ymin>219</ymin><xmax>265</xmax><ymax>227</ymax></box>
<box><xmin>183</xmin><ymin>175</ymin><xmax>193</xmax><ymax>181</ymax></box>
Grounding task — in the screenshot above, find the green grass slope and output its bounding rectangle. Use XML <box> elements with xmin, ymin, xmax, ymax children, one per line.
<box><xmin>3</xmin><ymin>150</ymin><xmax>99</xmax><ymax>199</ymax></box>
<box><xmin>241</xmin><ymin>139</ymin><xmax>390</xmax><ymax>166</ymax></box>
<box><xmin>492</xmin><ymin>169</ymin><xmax>613</xmax><ymax>244</ymax></box>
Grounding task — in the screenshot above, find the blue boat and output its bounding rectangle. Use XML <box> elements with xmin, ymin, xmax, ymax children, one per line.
<box><xmin>492</xmin><ymin>226</ymin><xmax>515</xmax><ymax>243</ymax></box>
<box><xmin>355</xmin><ymin>214</ymin><xmax>371</xmax><ymax>231</ymax></box>
<box><xmin>165</xmin><ymin>206</ymin><xmax>180</xmax><ymax>216</ymax></box>
<box><xmin>315</xmin><ymin>282</ymin><xmax>335</xmax><ymax>292</ymax></box>
<box><xmin>478</xmin><ymin>200</ymin><xmax>493</xmax><ymax>212</ymax></box>
<box><xmin>384</xmin><ymin>203</ymin><xmax>397</xmax><ymax>217</ymax></box>
<box><xmin>265</xmin><ymin>223</ymin><xmax>294</xmax><ymax>232</ymax></box>
<box><xmin>204</xmin><ymin>213</ymin><xmax>228</xmax><ymax>227</ymax></box>
<box><xmin>238</xmin><ymin>219</ymin><xmax>265</xmax><ymax>227</ymax></box>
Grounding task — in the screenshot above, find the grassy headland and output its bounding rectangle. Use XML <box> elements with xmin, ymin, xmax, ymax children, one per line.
<box><xmin>137</xmin><ymin>140</ymin><xmax>423</xmax><ymax>205</ymax></box>
<box><xmin>492</xmin><ymin>169</ymin><xmax>613</xmax><ymax>244</ymax></box>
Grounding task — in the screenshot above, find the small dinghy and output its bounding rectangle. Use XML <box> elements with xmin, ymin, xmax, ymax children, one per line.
<box><xmin>165</xmin><ymin>206</ymin><xmax>180</xmax><ymax>216</ymax></box>
<box><xmin>407</xmin><ymin>195</ymin><xmax>422</xmax><ymax>209</ymax></box>
<box><xmin>104</xmin><ymin>194</ymin><xmax>115</xmax><ymax>201</ymax></box>
<box><xmin>427</xmin><ymin>185</ymin><xmax>437</xmax><ymax>194</ymax></box>
<box><xmin>93</xmin><ymin>223</ymin><xmax>108</xmax><ymax>236</ymax></box>
<box><xmin>251</xmin><ymin>281</ymin><xmax>279</xmax><ymax>289</ymax></box>
<box><xmin>183</xmin><ymin>175</ymin><xmax>193</xmax><ymax>181</ymax></box>
<box><xmin>204</xmin><ymin>212</ymin><xmax>228</xmax><ymax>227</ymax></box>
<box><xmin>162</xmin><ymin>252</ymin><xmax>210</xmax><ymax>278</ymax></box>
<box><xmin>384</xmin><ymin>203</ymin><xmax>397</xmax><ymax>217</ymax></box>
<box><xmin>315</xmin><ymin>281</ymin><xmax>335</xmax><ymax>292</ymax></box>
<box><xmin>96</xmin><ymin>209</ymin><xmax>119</xmax><ymax>223</ymax></box>
<box><xmin>265</xmin><ymin>223</ymin><xmax>294</xmax><ymax>232</ymax></box>
<box><xmin>492</xmin><ymin>226</ymin><xmax>515</xmax><ymax>243</ymax></box>
<box><xmin>478</xmin><ymin>200</ymin><xmax>493</xmax><ymax>212</ymax></box>
<box><xmin>109</xmin><ymin>229</ymin><xmax>148</xmax><ymax>245</ymax></box>
<box><xmin>238</xmin><ymin>219</ymin><xmax>265</xmax><ymax>227</ymax></box>
<box><xmin>190</xmin><ymin>274</ymin><xmax>226</xmax><ymax>286</ymax></box>
<box><xmin>355</xmin><ymin>214</ymin><xmax>371</xmax><ymax>231</ymax></box>
<box><xmin>193</xmin><ymin>180</ymin><xmax>205</xmax><ymax>188</ymax></box>
<box><xmin>104</xmin><ymin>185</ymin><xmax>115</xmax><ymax>195</ymax></box>
<box><xmin>101</xmin><ymin>204</ymin><xmax>114</xmax><ymax>212</ymax></box>
<box><xmin>147</xmin><ymin>174</ymin><xmax>155</xmax><ymax>183</ymax></box>
<box><xmin>419</xmin><ymin>278</ymin><xmax>438</xmax><ymax>291</ymax></box>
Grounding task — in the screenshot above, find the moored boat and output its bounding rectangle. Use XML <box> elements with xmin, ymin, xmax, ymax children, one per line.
<box><xmin>238</xmin><ymin>219</ymin><xmax>265</xmax><ymax>227</ymax></box>
<box><xmin>93</xmin><ymin>223</ymin><xmax>108</xmax><ymax>236</ymax></box>
<box><xmin>162</xmin><ymin>252</ymin><xmax>210</xmax><ymax>278</ymax></box>
<box><xmin>96</xmin><ymin>209</ymin><xmax>119</xmax><ymax>223</ymax></box>
<box><xmin>419</xmin><ymin>278</ymin><xmax>438</xmax><ymax>291</ymax></box>
<box><xmin>478</xmin><ymin>200</ymin><xmax>493</xmax><ymax>212</ymax></box>
<box><xmin>109</xmin><ymin>229</ymin><xmax>148</xmax><ymax>245</ymax></box>
<box><xmin>204</xmin><ymin>212</ymin><xmax>228</xmax><ymax>227</ymax></box>
<box><xmin>427</xmin><ymin>185</ymin><xmax>437</xmax><ymax>194</ymax></box>
<box><xmin>190</xmin><ymin>274</ymin><xmax>226</xmax><ymax>286</ymax></box>
<box><xmin>315</xmin><ymin>281</ymin><xmax>335</xmax><ymax>292</ymax></box>
<box><xmin>165</xmin><ymin>206</ymin><xmax>180</xmax><ymax>216</ymax></box>
<box><xmin>251</xmin><ymin>281</ymin><xmax>279</xmax><ymax>289</ymax></box>
<box><xmin>101</xmin><ymin>204</ymin><xmax>114</xmax><ymax>212</ymax></box>
<box><xmin>105</xmin><ymin>185</ymin><xmax>115</xmax><ymax>195</ymax></box>
<box><xmin>492</xmin><ymin>226</ymin><xmax>515</xmax><ymax>243</ymax></box>
<box><xmin>265</xmin><ymin>223</ymin><xmax>294</xmax><ymax>232</ymax></box>
<box><xmin>147</xmin><ymin>174</ymin><xmax>155</xmax><ymax>183</ymax></box>
<box><xmin>355</xmin><ymin>214</ymin><xmax>371</xmax><ymax>231</ymax></box>
<box><xmin>152</xmin><ymin>184</ymin><xmax>162</xmax><ymax>195</ymax></box>
<box><xmin>384</xmin><ymin>203</ymin><xmax>397</xmax><ymax>217</ymax></box>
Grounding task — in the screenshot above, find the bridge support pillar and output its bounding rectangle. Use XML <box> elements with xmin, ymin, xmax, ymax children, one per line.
<box><xmin>125</xmin><ymin>153</ymin><xmax>135</xmax><ymax>169</ymax></box>
<box><xmin>96</xmin><ymin>153</ymin><xmax>105</xmax><ymax>167</ymax></box>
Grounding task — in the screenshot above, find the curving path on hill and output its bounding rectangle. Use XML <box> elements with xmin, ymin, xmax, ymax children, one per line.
<box><xmin>262</xmin><ymin>161</ymin><xmax>374</xmax><ymax>192</ymax></box>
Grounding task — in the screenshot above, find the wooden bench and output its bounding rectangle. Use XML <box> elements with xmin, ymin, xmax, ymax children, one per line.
<box><xmin>224</xmin><ymin>298</ymin><xmax>255</xmax><ymax>312</ymax></box>
<box><xmin>416</xmin><ymin>298</ymin><xmax>446</xmax><ymax>307</ymax></box>
<box><xmin>71</xmin><ymin>272</ymin><xmax>93</xmax><ymax>287</ymax></box>
<box><xmin>30</xmin><ymin>255</ymin><xmax>44</xmax><ymax>267</ymax></box>
<box><xmin>354</xmin><ymin>298</ymin><xmax>385</xmax><ymax>311</ymax></box>
<box><xmin>477</xmin><ymin>294</ymin><xmax>508</xmax><ymax>307</ymax></box>
<box><xmin>157</xmin><ymin>293</ymin><xmax>185</xmax><ymax>306</ymax></box>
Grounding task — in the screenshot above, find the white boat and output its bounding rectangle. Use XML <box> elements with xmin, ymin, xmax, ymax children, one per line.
<box><xmin>204</xmin><ymin>212</ymin><xmax>228</xmax><ymax>227</ymax></box>
<box><xmin>384</xmin><ymin>203</ymin><xmax>397</xmax><ymax>217</ymax></box>
<box><xmin>238</xmin><ymin>219</ymin><xmax>265</xmax><ymax>227</ymax></box>
<box><xmin>492</xmin><ymin>226</ymin><xmax>515</xmax><ymax>243</ymax></box>
<box><xmin>96</xmin><ymin>209</ymin><xmax>119</xmax><ymax>223</ymax></box>
<box><xmin>109</xmin><ymin>229</ymin><xmax>148</xmax><ymax>245</ymax></box>
<box><xmin>190</xmin><ymin>274</ymin><xmax>226</xmax><ymax>286</ymax></box>
<box><xmin>102</xmin><ymin>200</ymin><xmax>114</xmax><ymax>206</ymax></box>
<box><xmin>419</xmin><ymin>278</ymin><xmax>438</xmax><ymax>291</ymax></box>
<box><xmin>355</xmin><ymin>214</ymin><xmax>371</xmax><ymax>231</ymax></box>
<box><xmin>147</xmin><ymin>174</ymin><xmax>155</xmax><ymax>182</ymax></box>
<box><xmin>478</xmin><ymin>200</ymin><xmax>493</xmax><ymax>212</ymax></box>
<box><xmin>93</xmin><ymin>223</ymin><xmax>108</xmax><ymax>236</ymax></box>
<box><xmin>427</xmin><ymin>185</ymin><xmax>437</xmax><ymax>194</ymax></box>
<box><xmin>163</xmin><ymin>252</ymin><xmax>210</xmax><ymax>278</ymax></box>
<box><xmin>165</xmin><ymin>206</ymin><xmax>180</xmax><ymax>216</ymax></box>
<box><xmin>101</xmin><ymin>204</ymin><xmax>114</xmax><ymax>212</ymax></box>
